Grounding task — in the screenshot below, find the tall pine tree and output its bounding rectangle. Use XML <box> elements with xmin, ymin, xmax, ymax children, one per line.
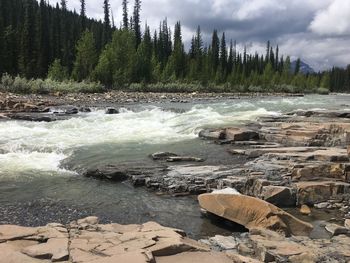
<box><xmin>102</xmin><ymin>0</ymin><xmax>111</xmax><ymax>46</ymax></box>
<box><xmin>122</xmin><ymin>0</ymin><xmax>128</xmax><ymax>30</ymax></box>
<box><xmin>133</xmin><ymin>0</ymin><xmax>141</xmax><ymax>47</ymax></box>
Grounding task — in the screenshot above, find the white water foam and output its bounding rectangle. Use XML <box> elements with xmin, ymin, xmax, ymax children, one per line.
<box><xmin>0</xmin><ymin>104</ymin><xmax>279</xmax><ymax>175</ymax></box>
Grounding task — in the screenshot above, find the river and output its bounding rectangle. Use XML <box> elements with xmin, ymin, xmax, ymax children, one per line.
<box><xmin>0</xmin><ymin>94</ymin><xmax>349</xmax><ymax>239</ymax></box>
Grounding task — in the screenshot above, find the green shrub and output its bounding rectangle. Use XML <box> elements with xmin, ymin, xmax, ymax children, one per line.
<box><xmin>0</xmin><ymin>74</ymin><xmax>104</xmax><ymax>94</ymax></box>
<box><xmin>316</xmin><ymin>87</ymin><xmax>330</xmax><ymax>95</ymax></box>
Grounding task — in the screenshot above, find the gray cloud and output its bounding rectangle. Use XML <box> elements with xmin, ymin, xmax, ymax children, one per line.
<box><xmin>53</xmin><ymin>0</ymin><xmax>350</xmax><ymax>71</ymax></box>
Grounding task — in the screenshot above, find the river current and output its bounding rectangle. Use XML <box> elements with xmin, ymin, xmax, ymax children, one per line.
<box><xmin>0</xmin><ymin>94</ymin><xmax>349</xmax><ymax>238</ymax></box>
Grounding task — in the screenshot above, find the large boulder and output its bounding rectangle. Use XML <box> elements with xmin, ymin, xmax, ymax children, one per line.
<box><xmin>198</xmin><ymin>193</ymin><xmax>313</xmax><ymax>236</ymax></box>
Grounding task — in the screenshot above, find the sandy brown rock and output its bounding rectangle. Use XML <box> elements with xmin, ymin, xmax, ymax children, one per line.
<box><xmin>21</xmin><ymin>238</ymin><xmax>69</xmax><ymax>261</ymax></box>
<box><xmin>300</xmin><ymin>205</ymin><xmax>311</xmax><ymax>215</ymax></box>
<box><xmin>198</xmin><ymin>193</ymin><xmax>313</xmax><ymax>236</ymax></box>
<box><xmin>345</xmin><ymin>219</ymin><xmax>350</xmax><ymax>229</ymax></box>
<box><xmin>156</xmin><ymin>251</ymin><xmax>233</xmax><ymax>263</ymax></box>
<box><xmin>0</xmin><ymin>225</ymin><xmax>38</xmax><ymax>242</ymax></box>
<box><xmin>296</xmin><ymin>181</ymin><xmax>350</xmax><ymax>205</ymax></box>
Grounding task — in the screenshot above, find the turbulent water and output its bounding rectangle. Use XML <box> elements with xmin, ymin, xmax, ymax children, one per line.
<box><xmin>0</xmin><ymin>94</ymin><xmax>349</xmax><ymax>238</ymax></box>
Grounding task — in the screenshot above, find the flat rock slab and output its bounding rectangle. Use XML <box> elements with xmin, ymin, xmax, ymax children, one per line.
<box><xmin>156</xmin><ymin>251</ymin><xmax>233</xmax><ymax>263</ymax></box>
<box><xmin>198</xmin><ymin>193</ymin><xmax>313</xmax><ymax>236</ymax></box>
<box><xmin>0</xmin><ymin>217</ymin><xmax>238</xmax><ymax>263</ymax></box>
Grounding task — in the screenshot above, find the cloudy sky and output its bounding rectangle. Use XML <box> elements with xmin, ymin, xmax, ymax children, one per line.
<box><xmin>52</xmin><ymin>0</ymin><xmax>350</xmax><ymax>71</ymax></box>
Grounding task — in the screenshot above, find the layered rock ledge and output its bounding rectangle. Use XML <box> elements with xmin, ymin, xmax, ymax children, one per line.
<box><xmin>1</xmin><ymin>216</ymin><xmax>350</xmax><ymax>263</ymax></box>
<box><xmin>0</xmin><ymin>216</ymin><xmax>234</xmax><ymax>263</ymax></box>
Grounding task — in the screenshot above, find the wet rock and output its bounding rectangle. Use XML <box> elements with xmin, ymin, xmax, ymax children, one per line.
<box><xmin>6</xmin><ymin>113</ymin><xmax>64</xmax><ymax>122</ymax></box>
<box><xmin>300</xmin><ymin>205</ymin><xmax>312</xmax><ymax>215</ymax></box>
<box><xmin>198</xmin><ymin>129</ymin><xmax>225</xmax><ymax>140</ymax></box>
<box><xmin>83</xmin><ymin>165</ymin><xmax>128</xmax><ymax>181</ymax></box>
<box><xmin>79</xmin><ymin>107</ymin><xmax>91</xmax><ymax>113</ymax></box>
<box><xmin>314</xmin><ymin>202</ymin><xmax>329</xmax><ymax>209</ymax></box>
<box><xmin>198</xmin><ymin>193</ymin><xmax>313</xmax><ymax>236</ymax></box>
<box><xmin>224</xmin><ymin>128</ymin><xmax>259</xmax><ymax>142</ymax></box>
<box><xmin>150</xmin><ymin>152</ymin><xmax>178</xmax><ymax>160</ymax></box>
<box><xmin>166</xmin><ymin>156</ymin><xmax>204</xmax><ymax>162</ymax></box>
<box><xmin>63</xmin><ymin>106</ymin><xmax>78</xmax><ymax>115</ymax></box>
<box><xmin>325</xmin><ymin>223</ymin><xmax>350</xmax><ymax>236</ymax></box>
<box><xmin>105</xmin><ymin>108</ymin><xmax>119</xmax><ymax>114</ymax></box>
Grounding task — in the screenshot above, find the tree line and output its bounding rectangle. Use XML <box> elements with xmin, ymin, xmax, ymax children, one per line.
<box><xmin>0</xmin><ymin>0</ymin><xmax>349</xmax><ymax>93</ymax></box>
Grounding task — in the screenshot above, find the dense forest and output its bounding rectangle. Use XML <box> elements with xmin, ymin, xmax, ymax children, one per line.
<box><xmin>0</xmin><ymin>0</ymin><xmax>349</xmax><ymax>94</ymax></box>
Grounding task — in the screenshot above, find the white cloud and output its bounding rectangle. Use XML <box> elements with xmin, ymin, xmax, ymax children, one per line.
<box><xmin>309</xmin><ymin>0</ymin><xmax>350</xmax><ymax>36</ymax></box>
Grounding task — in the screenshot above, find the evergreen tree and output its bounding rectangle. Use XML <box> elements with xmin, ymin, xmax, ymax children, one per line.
<box><xmin>220</xmin><ymin>32</ymin><xmax>227</xmax><ymax>75</ymax></box>
<box><xmin>60</xmin><ymin>0</ymin><xmax>67</xmax><ymax>10</ymax></box>
<box><xmin>102</xmin><ymin>0</ymin><xmax>111</xmax><ymax>46</ymax></box>
<box><xmin>122</xmin><ymin>0</ymin><xmax>128</xmax><ymax>30</ymax></box>
<box><xmin>135</xmin><ymin>24</ymin><xmax>153</xmax><ymax>82</ymax></box>
<box><xmin>168</xmin><ymin>21</ymin><xmax>185</xmax><ymax>78</ymax></box>
<box><xmin>294</xmin><ymin>58</ymin><xmax>301</xmax><ymax>75</ymax></box>
<box><xmin>19</xmin><ymin>0</ymin><xmax>36</xmax><ymax>78</ymax></box>
<box><xmin>80</xmin><ymin>0</ymin><xmax>86</xmax><ymax>31</ymax></box>
<box><xmin>211</xmin><ymin>30</ymin><xmax>220</xmax><ymax>74</ymax></box>
<box><xmin>36</xmin><ymin>0</ymin><xmax>50</xmax><ymax>77</ymax></box>
<box><xmin>72</xmin><ymin>30</ymin><xmax>97</xmax><ymax>81</ymax></box>
<box><xmin>133</xmin><ymin>0</ymin><xmax>141</xmax><ymax>47</ymax></box>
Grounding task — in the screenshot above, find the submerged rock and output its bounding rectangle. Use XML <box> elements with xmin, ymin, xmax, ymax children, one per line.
<box><xmin>105</xmin><ymin>107</ymin><xmax>119</xmax><ymax>114</ymax></box>
<box><xmin>83</xmin><ymin>165</ymin><xmax>128</xmax><ymax>181</ymax></box>
<box><xmin>198</xmin><ymin>193</ymin><xmax>313</xmax><ymax>236</ymax></box>
<box><xmin>150</xmin><ymin>152</ymin><xmax>178</xmax><ymax>160</ymax></box>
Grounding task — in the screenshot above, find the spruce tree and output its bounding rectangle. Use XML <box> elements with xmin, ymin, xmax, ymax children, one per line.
<box><xmin>80</xmin><ymin>0</ymin><xmax>86</xmax><ymax>31</ymax></box>
<box><xmin>133</xmin><ymin>0</ymin><xmax>141</xmax><ymax>47</ymax></box>
<box><xmin>220</xmin><ymin>32</ymin><xmax>227</xmax><ymax>75</ymax></box>
<box><xmin>37</xmin><ymin>0</ymin><xmax>50</xmax><ymax>77</ymax></box>
<box><xmin>122</xmin><ymin>0</ymin><xmax>128</xmax><ymax>30</ymax></box>
<box><xmin>294</xmin><ymin>58</ymin><xmax>301</xmax><ymax>75</ymax></box>
<box><xmin>19</xmin><ymin>0</ymin><xmax>36</xmax><ymax>78</ymax></box>
<box><xmin>61</xmin><ymin>0</ymin><xmax>67</xmax><ymax>10</ymax></box>
<box><xmin>211</xmin><ymin>30</ymin><xmax>220</xmax><ymax>73</ymax></box>
<box><xmin>170</xmin><ymin>21</ymin><xmax>185</xmax><ymax>78</ymax></box>
<box><xmin>102</xmin><ymin>0</ymin><xmax>111</xmax><ymax>46</ymax></box>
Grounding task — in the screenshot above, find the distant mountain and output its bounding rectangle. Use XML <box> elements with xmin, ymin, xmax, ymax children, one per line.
<box><xmin>290</xmin><ymin>60</ymin><xmax>315</xmax><ymax>74</ymax></box>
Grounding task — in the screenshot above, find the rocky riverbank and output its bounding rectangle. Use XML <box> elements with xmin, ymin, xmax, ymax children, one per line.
<box><xmin>1</xmin><ymin>215</ymin><xmax>349</xmax><ymax>263</ymax></box>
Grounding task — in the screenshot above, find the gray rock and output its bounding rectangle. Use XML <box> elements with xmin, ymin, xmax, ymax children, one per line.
<box><xmin>325</xmin><ymin>223</ymin><xmax>350</xmax><ymax>236</ymax></box>
<box><xmin>150</xmin><ymin>152</ymin><xmax>178</xmax><ymax>160</ymax></box>
<box><xmin>83</xmin><ymin>165</ymin><xmax>128</xmax><ymax>181</ymax></box>
<box><xmin>105</xmin><ymin>108</ymin><xmax>119</xmax><ymax>114</ymax></box>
